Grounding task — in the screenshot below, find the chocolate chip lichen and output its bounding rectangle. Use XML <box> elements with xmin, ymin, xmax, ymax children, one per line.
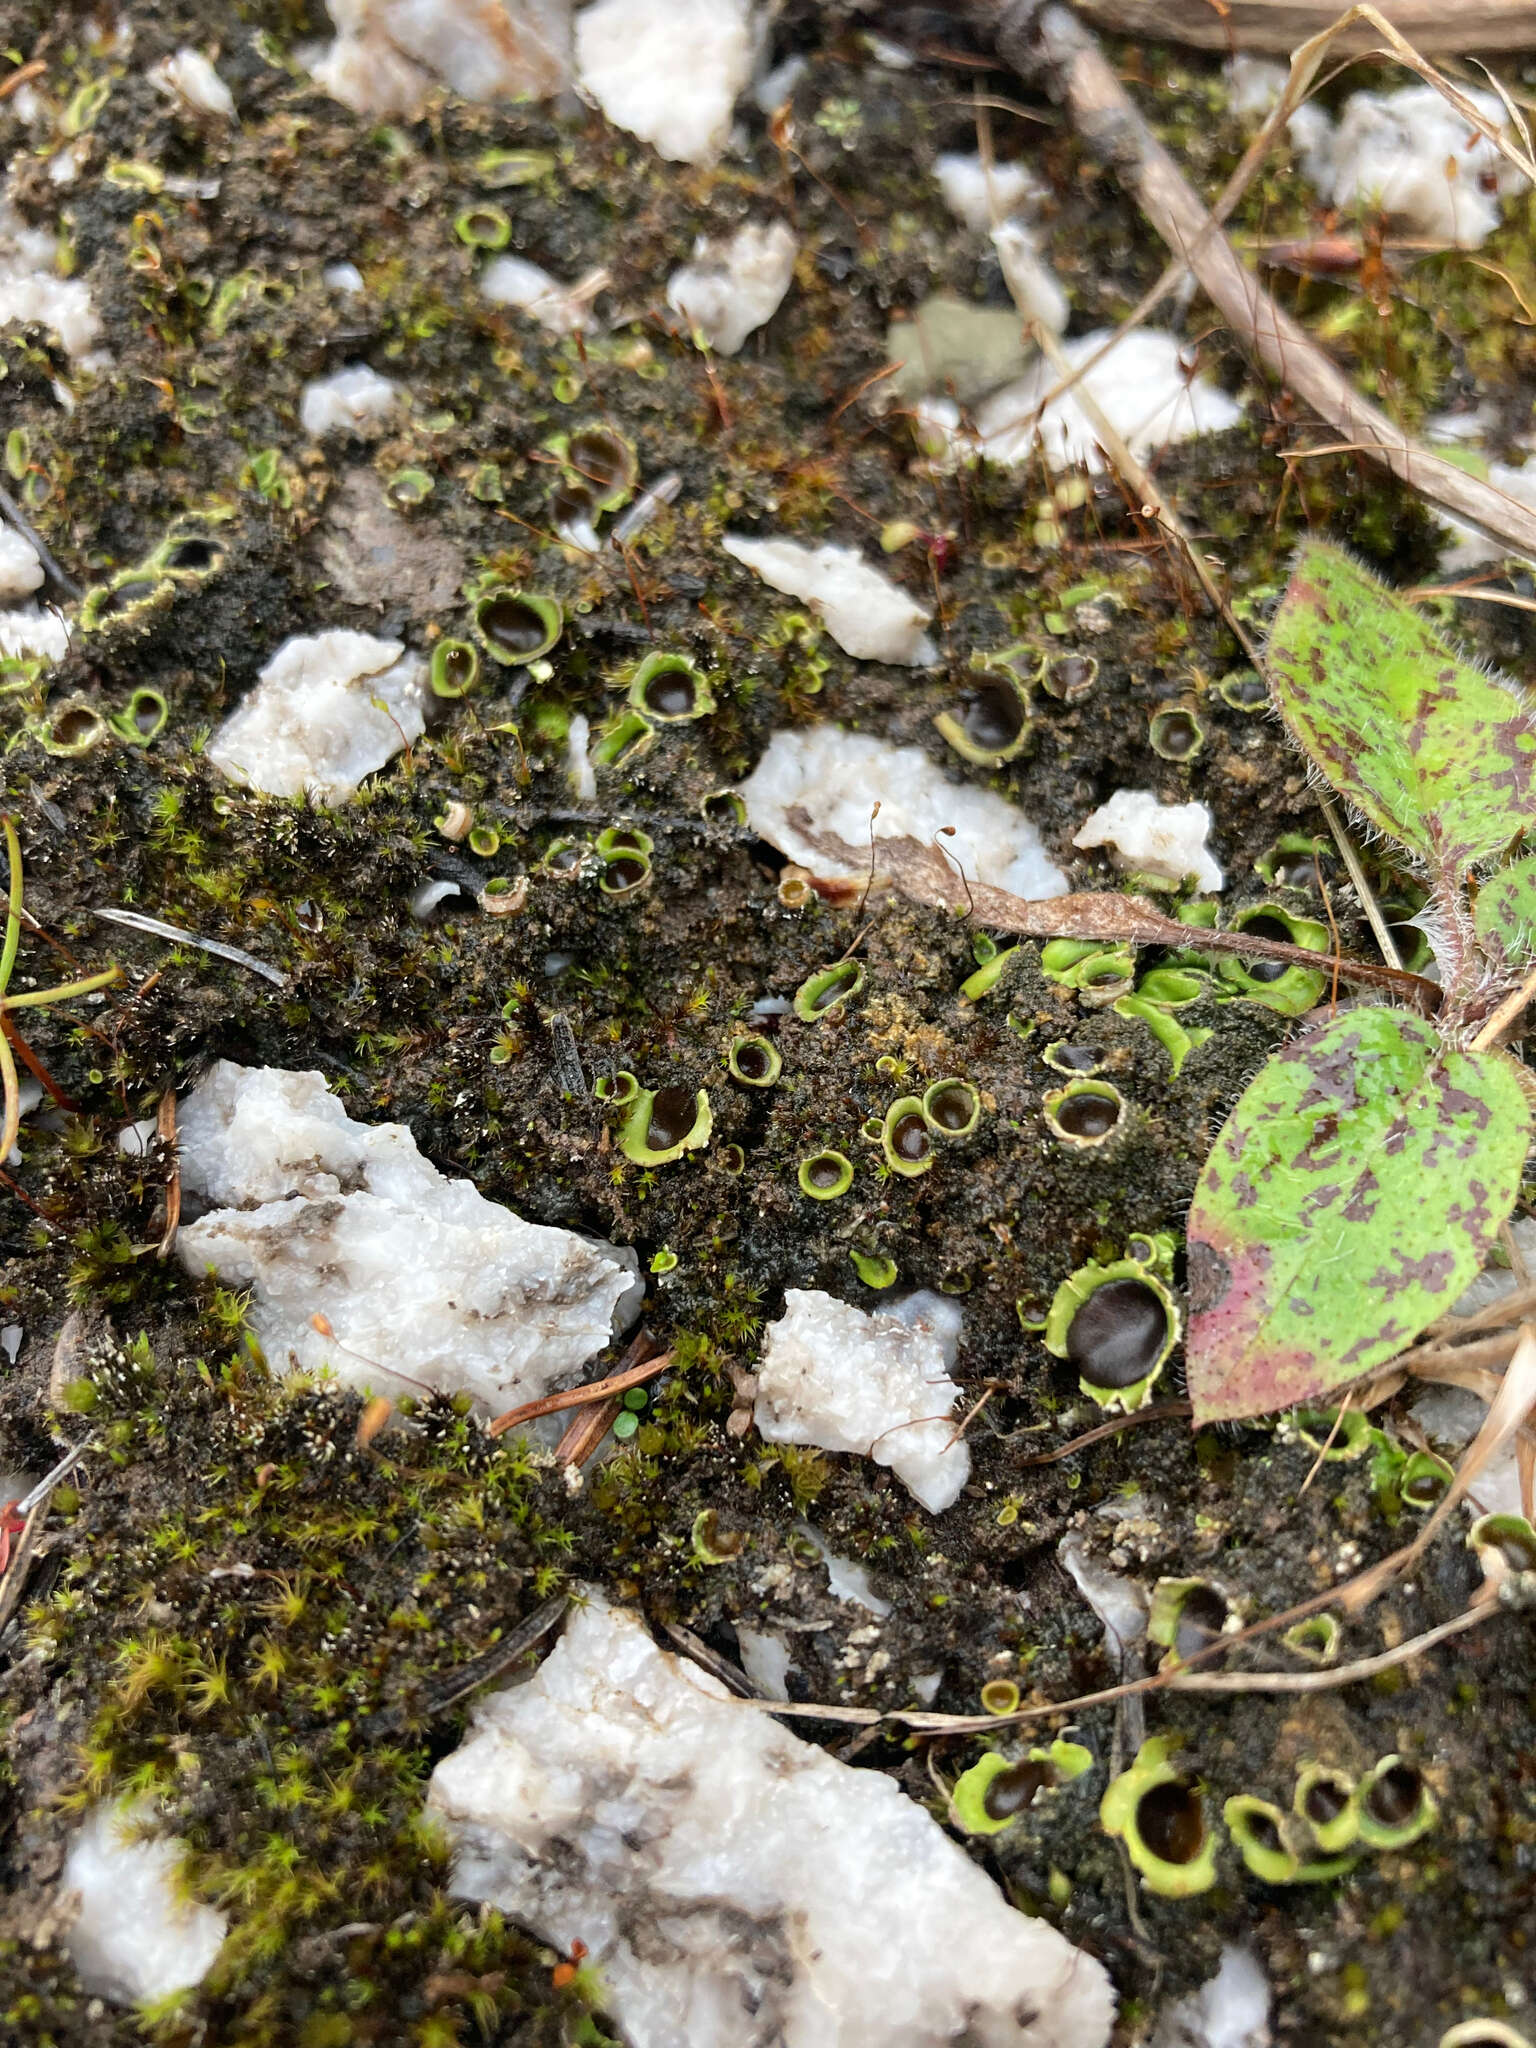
<box><xmin>1</xmin><ymin>7</ymin><xmax>1533</xmax><ymax>2042</ymax></box>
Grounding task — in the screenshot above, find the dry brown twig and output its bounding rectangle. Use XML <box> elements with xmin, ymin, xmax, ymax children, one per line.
<box><xmin>489</xmin><ymin>1343</ymin><xmax>671</xmax><ymax>1437</ymax></box>
<box><xmin>785</xmin><ymin>810</ymin><xmax>1439</xmax><ymax>1005</ymax></box>
<box><xmin>991</xmin><ymin>3</ymin><xmax>1536</xmax><ymax>561</ymax></box>
<box><xmin>1068</xmin><ymin>1</ymin><xmax>1536</xmax><ymax>54</ymax></box>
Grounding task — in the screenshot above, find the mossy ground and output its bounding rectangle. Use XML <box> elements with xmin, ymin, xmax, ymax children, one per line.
<box><xmin>1</xmin><ymin>5</ymin><xmax>1534</xmax><ymax>2045</ymax></box>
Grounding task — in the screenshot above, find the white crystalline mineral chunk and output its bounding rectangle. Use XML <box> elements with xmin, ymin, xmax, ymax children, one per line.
<box><xmin>311</xmin><ymin>0</ymin><xmax>571</xmax><ymax>115</ymax></box>
<box><xmin>739</xmin><ymin>726</ymin><xmax>1068</xmax><ymax>899</ymax></box>
<box><xmin>722</xmin><ymin>534</ymin><xmax>935</xmax><ymax>665</ymax></box>
<box><xmin>0</xmin><ymin>604</ymin><xmax>70</xmax><ymax>665</ymax></box>
<box><xmin>667</xmin><ymin>220</ymin><xmax>798</xmax><ymax>356</ymax></box>
<box><xmin>933</xmin><ymin>151</ymin><xmax>1042</xmax><ymax>232</ymax></box>
<box><xmin>0</xmin><ymin>527</ymin><xmax>44</xmax><ymax>601</ymax></box>
<box><xmin>1290</xmin><ymin>86</ymin><xmax>1526</xmax><ymax>250</ymax></box>
<box><xmin>62</xmin><ymin>1803</ymin><xmax>227</xmax><ymax>2006</ymax></box>
<box><xmin>976</xmin><ymin>329</ymin><xmax>1241</xmax><ymax>474</ymax></box>
<box><xmin>299</xmin><ymin>362</ymin><xmax>401</xmax><ymax>438</ymax></box>
<box><xmin>1150</xmin><ymin>1945</ymin><xmax>1270</xmax><ymax>2048</ymax></box>
<box><xmin>149</xmin><ymin>48</ymin><xmax>237</xmax><ymax>120</ymax></box>
<box><xmin>575</xmin><ymin>0</ymin><xmax>754</xmax><ymax>166</ymax></box>
<box><xmin>754</xmin><ymin>1288</ymin><xmax>971</xmax><ymax>1513</ymax></box>
<box><xmin>429</xmin><ymin>1592</ymin><xmax>1115</xmax><ymax>2048</ymax></box>
<box><xmin>176</xmin><ymin>1061</ymin><xmax>641</xmax><ymax>1411</ymax></box>
<box><xmin>1225</xmin><ymin>55</ymin><xmax>1286</xmax><ymax>122</ymax></box>
<box><xmin>207</xmin><ymin>629</ymin><xmax>426</xmax><ymax>804</ymax></box>
<box><xmin>0</xmin><ymin>202</ymin><xmax>102</xmax><ymax>358</ymax></box>
<box><xmin>479</xmin><ymin>254</ymin><xmax>595</xmax><ymax>334</ymax></box>
<box><xmin>1074</xmin><ymin>788</ymin><xmax>1223</xmax><ymax>893</ymax></box>
<box><xmin>991</xmin><ymin>217</ymin><xmax>1068</xmax><ymax>337</ymax></box>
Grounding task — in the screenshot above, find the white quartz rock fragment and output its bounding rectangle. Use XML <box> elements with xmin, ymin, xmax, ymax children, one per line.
<box><xmin>755</xmin><ymin>1288</ymin><xmax>971</xmax><ymax>1513</ymax></box>
<box><xmin>0</xmin><ymin>202</ymin><xmax>102</xmax><ymax>359</ymax></box>
<box><xmin>479</xmin><ymin>254</ymin><xmax>597</xmax><ymax>333</ymax></box>
<box><xmin>722</xmin><ymin>533</ymin><xmax>935</xmax><ymax>665</ymax></box>
<box><xmin>311</xmin><ymin>0</ymin><xmax>571</xmax><ymax>115</ymax></box>
<box><xmin>1290</xmin><ymin>86</ymin><xmax>1526</xmax><ymax>250</ymax></box>
<box><xmin>1151</xmin><ymin>1945</ymin><xmax>1271</xmax><ymax>2048</ymax></box>
<box><xmin>0</xmin><ymin>604</ymin><xmax>70</xmax><ymax>665</ymax></box>
<box><xmin>1074</xmin><ymin>789</ymin><xmax>1223</xmax><ymax>893</ymax></box>
<box><xmin>795</xmin><ymin>1519</ymin><xmax>892</xmax><ymax>1617</ymax></box>
<box><xmin>667</xmin><ymin>220</ymin><xmax>797</xmax><ymax>356</ymax></box>
<box><xmin>299</xmin><ymin>362</ymin><xmax>401</xmax><ymax>438</ymax></box>
<box><xmin>1224</xmin><ymin>55</ymin><xmax>1286</xmax><ymax>121</ymax></box>
<box><xmin>565</xmin><ymin>711</ymin><xmax>596</xmax><ymax>800</ymax></box>
<box><xmin>735</xmin><ymin>1625</ymin><xmax>793</xmax><ymax>1698</ymax></box>
<box><xmin>991</xmin><ymin>217</ymin><xmax>1069</xmax><ymax>337</ymax></box>
<box><xmin>1058</xmin><ymin>1529</ymin><xmax>1147</xmax><ymax>1676</ymax></box>
<box><xmin>0</xmin><ymin>527</ymin><xmax>44</xmax><ymax>601</ymax></box>
<box><xmin>61</xmin><ymin>1803</ymin><xmax>227</xmax><ymax>2006</ymax></box>
<box><xmin>575</xmin><ymin>0</ymin><xmax>754</xmax><ymax>166</ymax></box>
<box><xmin>933</xmin><ymin>151</ymin><xmax>1042</xmax><ymax>232</ymax></box>
<box><xmin>976</xmin><ymin>329</ymin><xmax>1242</xmax><ymax>474</ymax></box>
<box><xmin>149</xmin><ymin>48</ymin><xmax>237</xmax><ymax>120</ymax></box>
<box><xmin>740</xmin><ymin>726</ymin><xmax>1068</xmax><ymax>900</ymax></box>
<box><xmin>176</xmin><ymin>1062</ymin><xmax>640</xmax><ymax>1411</ymax></box>
<box><xmin>207</xmin><ymin>629</ymin><xmax>426</xmax><ymax>804</ymax></box>
<box><xmin>429</xmin><ymin>1592</ymin><xmax>1115</xmax><ymax>2048</ymax></box>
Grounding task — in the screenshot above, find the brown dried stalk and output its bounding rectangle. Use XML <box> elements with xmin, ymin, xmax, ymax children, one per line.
<box><xmin>1069</xmin><ymin>1</ymin><xmax>1536</xmax><ymax>53</ymax></box>
<box><xmin>785</xmin><ymin>810</ymin><xmax>1439</xmax><ymax>1005</ymax></box>
<box><xmin>489</xmin><ymin>1342</ymin><xmax>670</xmax><ymax>1437</ymax></box>
<box><xmin>993</xmin><ymin>2</ymin><xmax>1536</xmax><ymax>562</ymax></box>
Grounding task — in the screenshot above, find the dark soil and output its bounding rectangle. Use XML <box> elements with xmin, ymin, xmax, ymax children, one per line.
<box><xmin>1</xmin><ymin>6</ymin><xmax>1534</xmax><ymax>2046</ymax></box>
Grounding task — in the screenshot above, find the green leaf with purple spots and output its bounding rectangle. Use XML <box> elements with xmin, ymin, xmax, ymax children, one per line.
<box><xmin>1265</xmin><ymin>543</ymin><xmax>1536</xmax><ymax>873</ymax></box>
<box><xmin>1475</xmin><ymin>855</ymin><xmax>1536</xmax><ymax>971</ymax></box>
<box><xmin>1185</xmin><ymin>1008</ymin><xmax>1530</xmax><ymax>1424</ymax></box>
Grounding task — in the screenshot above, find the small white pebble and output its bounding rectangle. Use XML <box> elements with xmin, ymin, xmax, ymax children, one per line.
<box><xmin>933</xmin><ymin>152</ymin><xmax>1042</xmax><ymax>233</ymax></box>
<box><xmin>62</xmin><ymin>1803</ymin><xmax>227</xmax><ymax>2006</ymax></box>
<box><xmin>0</xmin><ymin>528</ymin><xmax>44</xmax><ymax>602</ymax></box>
<box><xmin>722</xmin><ymin>533</ymin><xmax>934</xmax><ymax>665</ymax></box>
<box><xmin>148</xmin><ymin>48</ymin><xmax>237</xmax><ymax>122</ymax></box>
<box><xmin>566</xmin><ymin>712</ymin><xmax>597</xmax><ymax>802</ymax></box>
<box><xmin>667</xmin><ymin>220</ymin><xmax>798</xmax><ymax>357</ymax></box>
<box><xmin>480</xmin><ymin>255</ymin><xmax>595</xmax><ymax>335</ymax></box>
<box><xmin>299</xmin><ymin>363</ymin><xmax>400</xmax><ymax>439</ymax></box>
<box><xmin>575</xmin><ymin>0</ymin><xmax>754</xmax><ymax>166</ymax></box>
<box><xmin>1074</xmin><ymin>788</ymin><xmax>1224</xmax><ymax>893</ymax></box>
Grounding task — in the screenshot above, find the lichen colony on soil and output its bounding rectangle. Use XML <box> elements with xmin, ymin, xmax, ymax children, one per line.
<box><xmin>0</xmin><ymin>3</ymin><xmax>1534</xmax><ymax>2047</ymax></box>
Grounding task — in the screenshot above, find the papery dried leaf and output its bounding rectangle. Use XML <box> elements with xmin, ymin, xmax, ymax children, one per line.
<box><xmin>1265</xmin><ymin>542</ymin><xmax>1536</xmax><ymax>873</ymax></box>
<box><xmin>784</xmin><ymin>811</ymin><xmax>1435</xmax><ymax>1003</ymax></box>
<box><xmin>1186</xmin><ymin>1007</ymin><xmax>1530</xmax><ymax>1423</ymax></box>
